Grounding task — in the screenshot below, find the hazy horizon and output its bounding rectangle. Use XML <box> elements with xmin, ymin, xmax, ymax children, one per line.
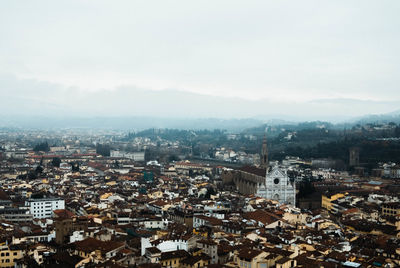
<box><xmin>1</xmin><ymin>1</ymin><xmax>400</xmax><ymax>120</ymax></box>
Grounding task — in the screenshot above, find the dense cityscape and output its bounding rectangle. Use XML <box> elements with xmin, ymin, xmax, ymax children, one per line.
<box><xmin>0</xmin><ymin>119</ymin><xmax>399</xmax><ymax>268</ymax></box>
<box><xmin>2</xmin><ymin>1</ymin><xmax>400</xmax><ymax>267</ymax></box>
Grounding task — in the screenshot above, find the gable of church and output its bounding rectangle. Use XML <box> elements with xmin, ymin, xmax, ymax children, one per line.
<box><xmin>268</xmin><ymin>166</ymin><xmax>286</xmax><ymax>180</ymax></box>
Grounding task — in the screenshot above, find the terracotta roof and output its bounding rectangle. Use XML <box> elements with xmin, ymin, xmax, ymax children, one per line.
<box><xmin>197</xmin><ymin>239</ymin><xmax>217</xmax><ymax>246</ymax></box>
<box><xmin>71</xmin><ymin>153</ymin><xmax>97</xmax><ymax>157</ymax></box>
<box><xmin>342</xmin><ymin>208</ymin><xmax>359</xmax><ymax>215</ymax></box>
<box><xmin>30</xmin><ymin>155</ymin><xmax>63</xmax><ymax>159</ymax></box>
<box><xmin>150</xmin><ymin>200</ymin><xmax>169</xmax><ymax>207</ymax></box>
<box><xmin>46</xmin><ymin>251</ymin><xmax>84</xmax><ymax>266</ymax></box>
<box><xmin>53</xmin><ymin>209</ymin><xmax>75</xmax><ymax>219</ymax></box>
<box><xmin>146</xmin><ymin>247</ymin><xmax>161</xmax><ymax>254</ymax></box>
<box><xmin>238</xmin><ymin>248</ymin><xmax>263</xmax><ymax>260</ymax></box>
<box><xmin>244</xmin><ymin>210</ymin><xmax>280</xmax><ymax>225</ymax></box>
<box><xmin>73</xmin><ymin>237</ymin><xmax>124</xmax><ymax>254</ymax></box>
<box><xmin>0</xmin><ymin>190</ymin><xmax>10</xmax><ymax>200</ymax></box>
<box><xmin>239</xmin><ymin>166</ymin><xmax>266</xmax><ymax>177</ymax></box>
<box><xmin>181</xmin><ymin>253</ymin><xmax>211</xmax><ymax>265</ymax></box>
<box><xmin>160</xmin><ymin>250</ymin><xmax>189</xmax><ymax>261</ymax></box>
<box><xmin>194</xmin><ymin>215</ymin><xmax>223</xmax><ymax>226</ymax></box>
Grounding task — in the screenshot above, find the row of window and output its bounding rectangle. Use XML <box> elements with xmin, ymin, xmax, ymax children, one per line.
<box><xmin>382</xmin><ymin>209</ymin><xmax>398</xmax><ymax>214</ymax></box>
<box><xmin>1</xmin><ymin>258</ymin><xmax>18</xmax><ymax>263</ymax></box>
<box><xmin>240</xmin><ymin>260</ymin><xmax>252</xmax><ymax>268</ymax></box>
<box><xmin>0</xmin><ymin>252</ymin><xmax>18</xmax><ymax>257</ymax></box>
<box><xmin>33</xmin><ymin>237</ymin><xmax>47</xmax><ymax>242</ymax></box>
<box><xmin>4</xmin><ymin>216</ymin><xmax>31</xmax><ymax>219</ymax></box>
<box><xmin>32</xmin><ymin>201</ymin><xmax>60</xmax><ymax>205</ymax></box>
<box><xmin>34</xmin><ymin>214</ymin><xmax>51</xmax><ymax>217</ymax></box>
<box><xmin>33</xmin><ymin>204</ymin><xmax>58</xmax><ymax>208</ymax></box>
<box><xmin>33</xmin><ymin>205</ymin><xmax>59</xmax><ymax>209</ymax></box>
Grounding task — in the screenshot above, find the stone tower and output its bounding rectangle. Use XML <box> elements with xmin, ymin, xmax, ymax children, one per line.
<box><xmin>349</xmin><ymin>147</ymin><xmax>360</xmax><ymax>167</ymax></box>
<box><xmin>260</xmin><ymin>134</ymin><xmax>269</xmax><ymax>170</ymax></box>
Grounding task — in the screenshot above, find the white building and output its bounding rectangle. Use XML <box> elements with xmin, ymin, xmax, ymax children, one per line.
<box><xmin>110</xmin><ymin>150</ymin><xmax>145</xmax><ymax>161</ymax></box>
<box><xmin>141</xmin><ymin>236</ymin><xmax>196</xmax><ymax>256</ymax></box>
<box><xmin>25</xmin><ymin>198</ymin><xmax>65</xmax><ymax>219</ymax></box>
<box><xmin>142</xmin><ymin>218</ymin><xmax>168</xmax><ymax>229</ymax></box>
<box><xmin>256</xmin><ymin>166</ymin><xmax>296</xmax><ymax>206</ymax></box>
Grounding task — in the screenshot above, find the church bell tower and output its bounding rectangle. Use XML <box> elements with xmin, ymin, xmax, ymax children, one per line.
<box><xmin>261</xmin><ymin>134</ymin><xmax>268</xmax><ymax>170</ymax></box>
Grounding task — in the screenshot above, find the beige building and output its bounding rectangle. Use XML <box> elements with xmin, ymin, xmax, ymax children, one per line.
<box><xmin>236</xmin><ymin>248</ymin><xmax>269</xmax><ymax>268</ymax></box>
<box><xmin>0</xmin><ymin>243</ymin><xmax>23</xmax><ymax>268</ymax></box>
<box><xmin>321</xmin><ymin>192</ymin><xmax>346</xmax><ymax>212</ymax></box>
<box><xmin>382</xmin><ymin>202</ymin><xmax>400</xmax><ymax>217</ymax></box>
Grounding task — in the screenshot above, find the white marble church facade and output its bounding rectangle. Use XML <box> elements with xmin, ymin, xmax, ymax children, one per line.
<box><xmin>256</xmin><ymin>165</ymin><xmax>296</xmax><ymax>205</ymax></box>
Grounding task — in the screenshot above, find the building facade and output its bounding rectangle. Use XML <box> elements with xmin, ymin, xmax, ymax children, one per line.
<box><xmin>25</xmin><ymin>197</ymin><xmax>65</xmax><ymax>219</ymax></box>
<box><xmin>0</xmin><ymin>207</ymin><xmax>33</xmax><ymax>223</ymax></box>
<box><xmin>223</xmin><ymin>135</ymin><xmax>296</xmax><ymax>205</ymax></box>
<box><xmin>0</xmin><ymin>243</ymin><xmax>23</xmax><ymax>268</ymax></box>
<box><xmin>256</xmin><ymin>166</ymin><xmax>296</xmax><ymax>205</ymax></box>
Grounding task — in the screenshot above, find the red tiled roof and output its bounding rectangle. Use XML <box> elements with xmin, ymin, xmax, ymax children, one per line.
<box><xmin>30</xmin><ymin>155</ymin><xmax>63</xmax><ymax>159</ymax></box>
<box><xmin>243</xmin><ymin>210</ymin><xmax>280</xmax><ymax>225</ymax></box>
<box><xmin>71</xmin><ymin>153</ymin><xmax>98</xmax><ymax>157</ymax></box>
<box><xmin>239</xmin><ymin>166</ymin><xmax>266</xmax><ymax>177</ymax></box>
<box><xmin>73</xmin><ymin>237</ymin><xmax>124</xmax><ymax>254</ymax></box>
<box><xmin>53</xmin><ymin>209</ymin><xmax>75</xmax><ymax>219</ymax></box>
<box><xmin>238</xmin><ymin>248</ymin><xmax>263</xmax><ymax>260</ymax></box>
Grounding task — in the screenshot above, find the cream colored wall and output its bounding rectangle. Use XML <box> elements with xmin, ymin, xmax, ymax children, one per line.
<box><xmin>0</xmin><ymin>248</ymin><xmax>23</xmax><ymax>268</ymax></box>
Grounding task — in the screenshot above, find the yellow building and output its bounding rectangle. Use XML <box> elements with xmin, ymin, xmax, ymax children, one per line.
<box><xmin>321</xmin><ymin>192</ymin><xmax>346</xmax><ymax>211</ymax></box>
<box><xmin>0</xmin><ymin>243</ymin><xmax>23</xmax><ymax>268</ymax></box>
<box><xmin>148</xmin><ymin>190</ymin><xmax>164</xmax><ymax>199</ymax></box>
<box><xmin>100</xmin><ymin>192</ymin><xmax>113</xmax><ymax>200</ymax></box>
<box><xmin>382</xmin><ymin>202</ymin><xmax>400</xmax><ymax>217</ymax></box>
<box><xmin>276</xmin><ymin>257</ymin><xmax>297</xmax><ymax>268</ymax></box>
<box><xmin>193</xmin><ymin>228</ymin><xmax>208</xmax><ymax>238</ymax></box>
<box><xmin>181</xmin><ymin>253</ymin><xmax>211</xmax><ymax>268</ymax></box>
<box><xmin>160</xmin><ymin>250</ymin><xmax>189</xmax><ymax>268</ymax></box>
<box><xmin>236</xmin><ymin>248</ymin><xmax>269</xmax><ymax>268</ymax></box>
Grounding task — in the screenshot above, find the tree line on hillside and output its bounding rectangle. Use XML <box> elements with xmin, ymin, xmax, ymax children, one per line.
<box><xmin>271</xmin><ymin>137</ymin><xmax>400</xmax><ymax>169</ymax></box>
<box><xmin>33</xmin><ymin>141</ymin><xmax>50</xmax><ymax>152</ymax></box>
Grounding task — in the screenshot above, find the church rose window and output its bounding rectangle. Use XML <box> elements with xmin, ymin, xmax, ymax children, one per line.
<box><xmin>274</xmin><ymin>178</ymin><xmax>279</xmax><ymax>184</ymax></box>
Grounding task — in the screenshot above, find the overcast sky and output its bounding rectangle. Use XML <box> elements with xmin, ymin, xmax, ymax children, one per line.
<box><xmin>0</xmin><ymin>1</ymin><xmax>399</xmax><ymax>119</ymax></box>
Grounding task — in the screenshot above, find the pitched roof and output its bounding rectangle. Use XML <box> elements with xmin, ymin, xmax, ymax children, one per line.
<box><xmin>244</xmin><ymin>210</ymin><xmax>280</xmax><ymax>225</ymax></box>
<box><xmin>181</xmin><ymin>253</ymin><xmax>211</xmax><ymax>265</ymax></box>
<box><xmin>238</xmin><ymin>248</ymin><xmax>263</xmax><ymax>260</ymax></box>
<box><xmin>239</xmin><ymin>166</ymin><xmax>266</xmax><ymax>177</ymax></box>
<box><xmin>160</xmin><ymin>250</ymin><xmax>189</xmax><ymax>261</ymax></box>
<box><xmin>53</xmin><ymin>209</ymin><xmax>75</xmax><ymax>219</ymax></box>
<box><xmin>146</xmin><ymin>247</ymin><xmax>161</xmax><ymax>254</ymax></box>
<box><xmin>73</xmin><ymin>237</ymin><xmax>124</xmax><ymax>254</ymax></box>
<box><xmin>0</xmin><ymin>190</ymin><xmax>10</xmax><ymax>200</ymax></box>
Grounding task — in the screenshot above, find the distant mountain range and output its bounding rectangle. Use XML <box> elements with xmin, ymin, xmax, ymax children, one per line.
<box><xmin>0</xmin><ymin>116</ymin><xmax>264</xmax><ymax>131</ymax></box>
<box><xmin>1</xmin><ymin>74</ymin><xmax>399</xmax><ymax>121</ymax></box>
<box><xmin>1</xmin><ymin>111</ymin><xmax>400</xmax><ymax>132</ymax></box>
<box><xmin>348</xmin><ymin>110</ymin><xmax>400</xmax><ymax>125</ymax></box>
<box><xmin>1</xmin><ymin>74</ymin><xmax>399</xmax><ymax>130</ymax></box>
